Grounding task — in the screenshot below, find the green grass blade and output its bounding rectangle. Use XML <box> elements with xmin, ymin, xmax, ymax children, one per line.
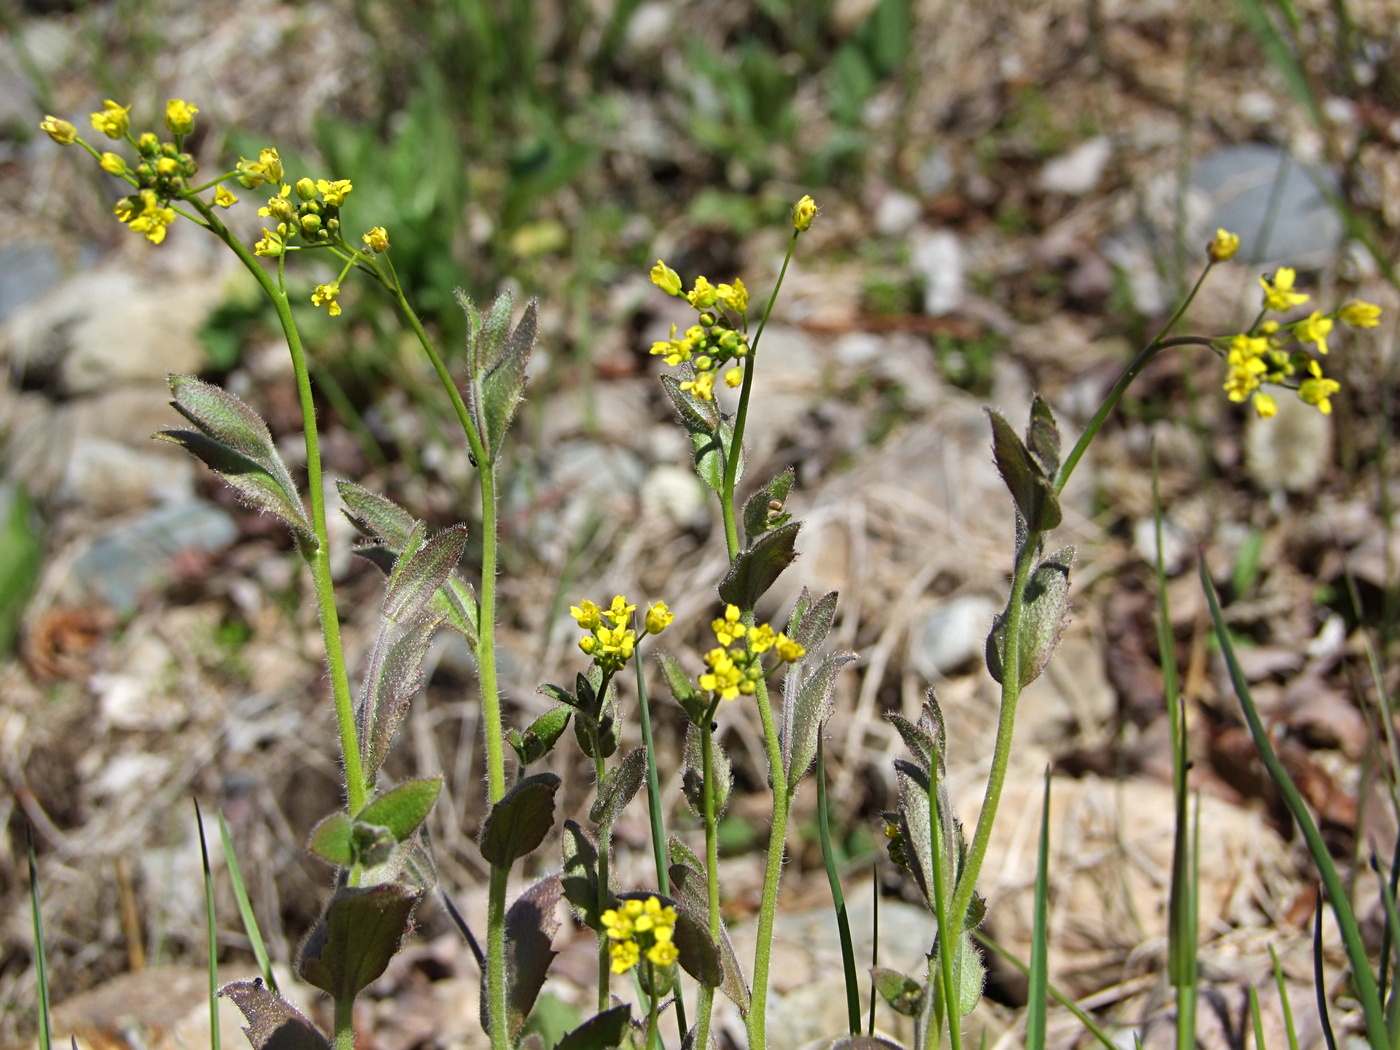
<box><xmin>1270</xmin><ymin>946</ymin><xmax>1300</xmax><ymax>1050</ymax></box>
<box><xmin>1368</xmin><ymin>853</ymin><xmax>1400</xmax><ymax>1050</ymax></box>
<box><xmin>868</xmin><ymin>862</ymin><xmax>879</xmax><ymax>1036</ymax></box>
<box><xmin>1382</xmin><ymin>834</ymin><xmax>1400</xmax><ymax>1011</ymax></box>
<box><xmin>195</xmin><ymin>801</ymin><xmax>221</xmax><ymax>1050</ymax></box>
<box><xmin>816</xmin><ymin>736</ymin><xmax>862</xmax><ymax>1035</ymax></box>
<box><xmin>973</xmin><ymin>931</ymin><xmax>1117</xmax><ymax>1050</ymax></box>
<box><xmin>28</xmin><ymin>830</ymin><xmax>52</xmax><ymax>1050</ymax></box>
<box><xmin>1232</xmin><ymin>0</ymin><xmax>1323</xmax><ymax>126</ymax></box>
<box><xmin>1313</xmin><ymin>898</ymin><xmax>1338</xmax><ymax>1050</ymax></box>
<box><xmin>1248</xmin><ymin>985</ymin><xmax>1266</xmax><ymax>1050</ymax></box>
<box><xmin>1202</xmin><ymin>561</ymin><xmax>1388</xmax><ymax>1047</ymax></box>
<box><xmin>1025</xmin><ymin>770</ymin><xmax>1051</xmax><ymax>1050</ymax></box>
<box><xmin>217</xmin><ymin>811</ymin><xmax>278</xmax><ymax>994</ymax></box>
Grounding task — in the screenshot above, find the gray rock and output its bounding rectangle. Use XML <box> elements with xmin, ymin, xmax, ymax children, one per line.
<box><xmin>916</xmin><ymin>147</ymin><xmax>955</xmax><ymax>198</ymax></box>
<box><xmin>1039</xmin><ymin>136</ymin><xmax>1112</xmax><ymax>196</ymax></box>
<box><xmin>1190</xmin><ymin>144</ymin><xmax>1342</xmax><ymax>265</ymax></box>
<box><xmin>71</xmin><ymin>500</ymin><xmax>238</xmax><ymax>613</ymax></box>
<box><xmin>1131</xmin><ymin>513</ymin><xmax>1193</xmax><ymax>576</ymax></box>
<box><xmin>0</xmin><ymin>243</ymin><xmax>63</xmax><ymax>322</ymax></box>
<box><xmin>59</xmin><ymin>437</ymin><xmax>195</xmax><ymax>515</ymax></box>
<box><xmin>873</xmin><ymin>190</ymin><xmax>922</xmax><ymax>238</ymax></box>
<box><xmin>910</xmin><ymin>228</ymin><xmax>964</xmax><ymax>316</ymax></box>
<box><xmin>909</xmin><ymin>593</ymin><xmax>1000</xmax><ymax>679</ymax></box>
<box><xmin>1244</xmin><ymin>392</ymin><xmax>1331</xmax><ymax>494</ymax></box>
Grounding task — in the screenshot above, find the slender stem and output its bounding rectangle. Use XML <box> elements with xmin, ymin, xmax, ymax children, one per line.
<box><xmin>645</xmin><ymin>963</ymin><xmax>661</xmax><ymax>1050</ymax></box>
<box><xmin>383</xmin><ymin>277</ymin><xmax>506</xmax><ymax>804</ymax></box>
<box><xmin>595</xmin><ymin>741</ymin><xmax>613</xmax><ymax>1012</ymax></box>
<box><xmin>817</xmin><ymin>737</ymin><xmax>862</xmax><ymax>1036</ymax></box>
<box><xmin>333</xmin><ymin>994</ymin><xmax>355</xmax><ymax>1050</ymax></box>
<box><xmin>928</xmin><ymin>742</ymin><xmax>963</xmax><ymax>1050</ymax></box>
<box><xmin>745</xmin><ymin>671</ymin><xmax>789</xmax><ymax>1050</ymax></box>
<box><xmin>950</xmin><ymin>537</ymin><xmax>1037</xmax><ymax>927</ymax></box>
<box><xmin>719</xmin><ymin>231</ymin><xmax>800</xmax><ymax>558</ymax></box>
<box><xmin>192</xmin><ymin>201</ymin><xmax>367</xmax><ymax>813</ymax></box>
<box><xmin>487</xmin><ymin>864</ymin><xmax>511</xmax><ymax>1050</ymax></box>
<box><xmin>692</xmin><ymin>700</ymin><xmax>723</xmax><ymax>1050</ymax></box>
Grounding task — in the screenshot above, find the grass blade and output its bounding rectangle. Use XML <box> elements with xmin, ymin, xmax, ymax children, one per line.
<box><xmin>1313</xmin><ymin>897</ymin><xmax>1338</xmax><ymax>1050</ymax></box>
<box><xmin>217</xmin><ymin>811</ymin><xmax>278</xmax><ymax>994</ymax></box>
<box><xmin>1248</xmin><ymin>985</ymin><xmax>1266</xmax><ymax>1050</ymax></box>
<box><xmin>816</xmin><ymin>736</ymin><xmax>862</xmax><ymax>1035</ymax></box>
<box><xmin>973</xmin><ymin>931</ymin><xmax>1117</xmax><ymax>1050</ymax></box>
<box><xmin>1201</xmin><ymin>561</ymin><xmax>1388</xmax><ymax>1047</ymax></box>
<box><xmin>28</xmin><ymin>829</ymin><xmax>52</xmax><ymax>1050</ymax></box>
<box><xmin>1025</xmin><ymin>770</ymin><xmax>1051</xmax><ymax>1050</ymax></box>
<box><xmin>868</xmin><ymin>861</ymin><xmax>879</xmax><ymax>1037</ymax></box>
<box><xmin>1270</xmin><ymin>945</ymin><xmax>1300</xmax><ymax>1050</ymax></box>
<box><xmin>195</xmin><ymin>800</ymin><xmax>221</xmax><ymax>1050</ymax></box>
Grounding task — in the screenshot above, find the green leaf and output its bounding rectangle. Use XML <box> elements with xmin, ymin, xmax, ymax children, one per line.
<box><xmin>657</xmin><ymin>652</ymin><xmax>708</xmax><ymax>726</ymax></box>
<box><xmin>296</xmin><ymin>883</ymin><xmax>422</xmax><ymax>1001</ymax></box>
<box><xmin>554</xmin><ymin>1005</ymin><xmax>631</xmax><ymax>1050</ymax></box>
<box><xmin>360</xmin><ymin>614</ymin><xmax>444</xmax><ymax>777</ymax></box>
<box><xmin>985</xmin><ymin>547</ymin><xmax>1074</xmax><ymax>689</ymax></box>
<box><xmin>483</xmin><ymin>875</ymin><xmax>562</xmax><ymax>1041</ymax></box>
<box><xmin>742</xmin><ymin>467</ymin><xmax>795</xmax><ymax>546</ymax></box>
<box><xmin>356</xmin><ymin>776</ymin><xmax>442</xmax><ymax>843</ymax></box>
<box><xmin>509</xmin><ymin>706</ymin><xmax>572</xmax><ymax>766</ymax></box>
<box><xmin>385</xmin><ymin>524</ymin><xmax>468</xmax><ymax>623</ymax></box>
<box><xmin>307</xmin><ymin>812</ymin><xmax>354</xmax><ymax>867</ymax></box>
<box><xmin>681</xmin><ymin>723</ymin><xmax>732</xmax><ymax>820</ymax></box>
<box><xmin>0</xmin><ymin>485</ymin><xmax>41</xmax><ymax>657</ymax></box>
<box><xmin>589</xmin><ymin>747</ymin><xmax>648</xmax><ymax>828</ymax></box>
<box><xmin>158</xmin><ymin>375</ymin><xmax>313</xmax><ymax>543</ymax></box>
<box><xmin>1026</xmin><ymin>395</ymin><xmax>1060</xmax><ymax>478</ymax></box>
<box><xmin>458</xmin><ymin>292</ymin><xmax>538</xmax><ymax>463</ymax></box>
<box><xmin>220</xmin><ymin>980</ymin><xmax>330</xmax><ymax>1050</ymax></box>
<box><xmin>479</xmin><ymin>772</ymin><xmax>562</xmax><ymax>868</ymax></box>
<box><xmin>560</xmin><ymin>819</ymin><xmax>603</xmax><ymax>928</ymax></box>
<box><xmin>338</xmin><ymin>482</ymin><xmax>417</xmax><ymax>548</ymax></box>
<box><xmin>783</xmin><ymin>653</ymin><xmax>855</xmax><ymax>792</ymax></box>
<box><xmin>667</xmin><ymin>863</ymin><xmax>750</xmax><ymax>1014</ymax></box>
<box><xmin>870</xmin><ymin>967</ymin><xmax>924</xmax><ymax>1017</ymax></box>
<box><xmin>718</xmin><ymin>520</ymin><xmax>801</xmax><ymax>609</ymax></box>
<box><xmin>787</xmin><ymin>588</ymin><xmax>839</xmax><ymax>656</ymax></box>
<box><xmin>987</xmin><ymin>410</ymin><xmax>1060</xmax><ymax>532</ymax></box>
<box><xmin>886</xmin><ymin>691</ymin><xmax>946</xmax><ymax>779</ymax></box>
<box><xmin>1026</xmin><ymin>773</ymin><xmax>1052</xmax><ymax>1050</ymax></box>
<box><xmin>659</xmin><ymin>372</ymin><xmax>740</xmax><ymax>491</ymax></box>
<box><xmin>659</xmin><ymin>372</ymin><xmax>720</xmax><ymax>432</ymax></box>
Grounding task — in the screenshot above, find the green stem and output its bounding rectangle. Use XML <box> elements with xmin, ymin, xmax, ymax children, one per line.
<box><xmin>719</xmin><ymin>231</ymin><xmax>799</xmax><ymax>558</ymax></box>
<box><xmin>645</xmin><ymin>963</ymin><xmax>661</xmax><ymax>1050</ymax></box>
<box><xmin>382</xmin><ymin>275</ymin><xmax>505</xmax><ymax>804</ymax></box>
<box><xmin>487</xmin><ymin>864</ymin><xmax>511</xmax><ymax>1050</ymax></box>
<box><xmin>745</xmin><ymin>671</ymin><xmax>789</xmax><ymax>1050</ymax></box>
<box><xmin>928</xmin><ymin>738</ymin><xmax>963</xmax><ymax>1050</ymax></box>
<box><xmin>817</xmin><ymin>737</ymin><xmax>862</xmax><ymax>1036</ymax></box>
<box><xmin>693</xmin><ymin>699</ymin><xmax>724</xmax><ymax>1050</ymax></box>
<box><xmin>595</xmin><ymin>741</ymin><xmax>613</xmax><ymax>1012</ymax></box>
<box><xmin>333</xmin><ymin>994</ymin><xmax>355</xmax><ymax>1050</ymax></box>
<box><xmin>193</xmin><ymin>202</ymin><xmax>367</xmax><ymax>813</ymax></box>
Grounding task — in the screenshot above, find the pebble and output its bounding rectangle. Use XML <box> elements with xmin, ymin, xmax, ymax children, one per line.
<box><xmin>70</xmin><ymin>500</ymin><xmax>239</xmax><ymax>614</ymax></box>
<box><xmin>909</xmin><ymin>228</ymin><xmax>964</xmax><ymax>316</ymax></box>
<box><xmin>1243</xmin><ymin>392</ymin><xmax>1331</xmax><ymax>494</ymax></box>
<box><xmin>1131</xmin><ymin>513</ymin><xmax>1193</xmax><ymax>576</ymax></box>
<box><xmin>873</xmin><ymin>190</ymin><xmax>922</xmax><ymax>238</ymax></box>
<box><xmin>908</xmin><ymin>593</ymin><xmax>1000</xmax><ymax>679</ymax></box>
<box><xmin>1038</xmin><ymin>136</ymin><xmax>1112</xmax><ymax>196</ymax></box>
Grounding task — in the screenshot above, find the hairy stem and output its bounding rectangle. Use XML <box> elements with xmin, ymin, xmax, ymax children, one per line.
<box><xmin>333</xmin><ymin>993</ymin><xmax>355</xmax><ymax>1050</ymax></box>
<box><xmin>487</xmin><ymin>864</ymin><xmax>510</xmax><ymax>1050</ymax></box>
<box><xmin>745</xmin><ymin>670</ymin><xmax>789</xmax><ymax>1050</ymax></box>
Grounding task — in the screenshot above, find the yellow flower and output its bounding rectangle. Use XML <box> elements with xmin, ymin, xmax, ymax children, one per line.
<box><xmin>99</xmin><ymin>152</ymin><xmax>126</xmax><ymax>175</ymax></box>
<box><xmin>1207</xmin><ymin>228</ymin><xmax>1240</xmax><ymax>262</ymax></box>
<box><xmin>317</xmin><ymin>178</ymin><xmax>353</xmax><ymax>206</ymax></box>
<box><xmin>724</xmin><ymin>367</ymin><xmax>743</xmax><ymax>388</ymax></box>
<box><xmin>647</xmin><ymin>938</ymin><xmax>679</xmax><ymax>967</ymax></box>
<box><xmin>645</xmin><ymin>602</ymin><xmax>674</xmax><ymax>635</ymax></box>
<box><xmin>712</xmin><ymin>605</ymin><xmax>746</xmax><ymax>646</ymax></box>
<box><xmin>717</xmin><ymin>278</ymin><xmax>748</xmax><ymax>313</ymax></box>
<box><xmin>1298</xmin><ymin>360</ymin><xmax>1340</xmax><ymax>415</ymax></box>
<box><xmin>90</xmin><ymin>100</ymin><xmax>131</xmax><ymax>139</ymax></box>
<box><xmin>793</xmin><ymin>194</ymin><xmax>817</xmax><ymax>231</ymax></box>
<box><xmin>259</xmin><ymin>148</ymin><xmax>284</xmax><ymax>184</ymax></box>
<box><xmin>1295</xmin><ymin>310</ymin><xmax>1333</xmax><ymax>354</ymax></box>
<box><xmin>608</xmin><ymin>939</ymin><xmax>640</xmax><ymax>974</ymax></box>
<box><xmin>600</xmin><ymin>897</ymin><xmax>678</xmax><ymax>973</ymax></box>
<box><xmin>164</xmin><ymin>99</ymin><xmax>199</xmax><ymax>136</ymax></box>
<box><xmin>686</xmin><ymin>276</ymin><xmax>719</xmax><ymax>309</ymax></box>
<box><xmin>40</xmin><ymin>116</ymin><xmax>77</xmax><ymax>145</ymax></box>
<box><xmin>114</xmin><ymin>189</ymin><xmax>175</xmax><ymax>244</ymax></box>
<box><xmin>253</xmin><ymin>228</ymin><xmax>284</xmax><ymax>257</ymax></box>
<box><xmin>774</xmin><ymin>634</ymin><xmax>805</xmax><ymax>662</ymax></box>
<box><xmin>1260</xmin><ymin>267</ymin><xmax>1309</xmax><ymax>313</ymax></box>
<box><xmin>680</xmin><ymin>370</ymin><xmax>716</xmax><ymax>401</ymax></box>
<box><xmin>571</xmin><ymin>599</ymin><xmax>602</xmax><ymax>630</ymax></box>
<box><xmin>237</xmin><ymin>148</ymin><xmax>284</xmax><ymax>188</ymax></box>
<box><xmin>1252</xmin><ymin>392</ymin><xmax>1277</xmax><ymax>418</ymax></box>
<box><xmin>260</xmin><ymin>184</ymin><xmax>295</xmax><ymax>222</ymax></box>
<box><xmin>699</xmin><ymin>648</ymin><xmax>744</xmax><ymax>701</ymax></box>
<box><xmin>214</xmin><ymin>185</ymin><xmax>238</xmax><ymax>208</ymax></box>
<box><xmin>650</xmin><ymin>260</ymin><xmax>682</xmax><ymax>296</ymax></box>
<box><xmin>748</xmin><ymin>623</ymin><xmax>776</xmax><ymax>654</ymax></box>
<box><xmin>1339</xmin><ymin>300</ymin><xmax>1382</xmax><ymax>328</ymax></box>
<box><xmin>311</xmin><ymin>283</ymin><xmax>342</xmax><ymax>317</ymax></box>
<box><xmin>363</xmin><ymin>226</ymin><xmax>390</xmax><ymax>253</ymax></box>
<box><xmin>606</xmin><ymin>595</ymin><xmax>637</xmax><ymax>627</ymax></box>
<box><xmin>579</xmin><ymin>635</ymin><xmax>598</xmax><ymax>656</ymax></box>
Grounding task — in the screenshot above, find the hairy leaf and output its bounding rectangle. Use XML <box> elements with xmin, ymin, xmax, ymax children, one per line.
<box><xmin>667</xmin><ymin>863</ymin><xmax>749</xmax><ymax>1014</ymax></box>
<box><xmin>385</xmin><ymin>524</ymin><xmax>467</xmax><ymax>623</ymax></box>
<box><xmin>1026</xmin><ymin>395</ymin><xmax>1060</xmax><ymax>478</ymax></box>
<box><xmin>560</xmin><ymin>819</ymin><xmax>603</xmax><ymax>928</ymax></box>
<box><xmin>787</xmin><ymin>588</ymin><xmax>839</xmax><ymax>655</ymax></box>
<box><xmin>297</xmin><ymin>884</ymin><xmax>421</xmax><ymax>1001</ymax></box>
<box><xmin>681</xmin><ymin>724</ymin><xmax>731</xmax><ymax>820</ymax></box>
<box><xmin>356</xmin><ymin>777</ymin><xmax>442</xmax><ymax>843</ymax></box>
<box><xmin>589</xmin><ymin>747</ymin><xmax>648</xmax><ymax>828</ymax></box>
<box><xmin>220</xmin><ymin>980</ymin><xmax>329</xmax><ymax>1050</ymax></box>
<box><xmin>985</xmin><ymin>547</ymin><xmax>1074</xmax><ymax>689</ymax></box>
<box><xmin>307</xmin><ymin>812</ymin><xmax>354</xmax><ymax>868</ymax></box>
<box><xmin>742</xmin><ymin>467</ymin><xmax>795</xmax><ymax>547</ymax></box>
<box><xmin>338</xmin><ymin>482</ymin><xmax>417</xmax><ymax>548</ymax></box>
<box><xmin>555</xmin><ymin>1005</ymin><xmax>631</xmax><ymax>1050</ymax></box>
<box><xmin>782</xmin><ymin>653</ymin><xmax>855</xmax><ymax>792</ymax></box>
<box><xmin>657</xmin><ymin>652</ymin><xmax>708</xmax><ymax>726</ymax></box>
<box><xmin>479</xmin><ymin>875</ymin><xmax>562</xmax><ymax>1041</ymax></box>
<box><xmin>509</xmin><ymin>705</ymin><xmax>572</xmax><ymax>766</ymax></box>
<box><xmin>360</xmin><ymin>614</ymin><xmax>443</xmax><ymax>777</ymax></box>
<box><xmin>871</xmin><ymin>967</ymin><xmax>925</xmax><ymax>1018</ymax></box>
<box><xmin>988</xmin><ymin>410</ymin><xmax>1060</xmax><ymax>533</ymax></box>
<box><xmin>718</xmin><ymin>520</ymin><xmax>800</xmax><ymax>609</ymax></box>
<box><xmin>479</xmin><ymin>773</ymin><xmax>561</xmax><ymax>868</ymax></box>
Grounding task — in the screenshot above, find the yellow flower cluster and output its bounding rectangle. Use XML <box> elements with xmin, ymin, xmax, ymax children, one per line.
<box><xmin>1218</xmin><ymin>281</ymin><xmax>1379</xmax><ymax>416</ymax></box>
<box><xmin>254</xmin><ymin>172</ymin><xmax>355</xmax><ymax>260</ymax></box>
<box><xmin>649</xmin><ymin>262</ymin><xmax>751</xmax><ymax>401</ymax></box>
<box><xmin>600</xmin><ymin>897</ymin><xmax>679</xmax><ymax>974</ymax></box>
<box><xmin>699</xmin><ymin>605</ymin><xmax>805</xmax><ymax>702</ymax></box>
<box><xmin>571</xmin><ymin>595</ymin><xmax>672</xmax><ymax>673</ymax></box>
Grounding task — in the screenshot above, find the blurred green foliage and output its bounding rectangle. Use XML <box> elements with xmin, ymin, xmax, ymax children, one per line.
<box><xmin>0</xmin><ymin>485</ymin><xmax>42</xmax><ymax>658</ymax></box>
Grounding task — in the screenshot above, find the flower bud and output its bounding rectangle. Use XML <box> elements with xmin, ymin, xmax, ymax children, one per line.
<box><xmin>99</xmin><ymin>152</ymin><xmax>126</xmax><ymax>174</ymax></box>
<box><xmin>792</xmin><ymin>194</ymin><xmax>817</xmax><ymax>232</ymax></box>
<box><xmin>295</xmin><ymin>177</ymin><xmax>317</xmax><ymax>200</ymax></box>
<box><xmin>650</xmin><ymin>259</ymin><xmax>682</xmax><ymax>296</ymax></box>
<box><xmin>362</xmin><ymin>226</ymin><xmax>390</xmax><ymax>253</ymax></box>
<box><xmin>1207</xmin><ymin>228</ymin><xmax>1240</xmax><ymax>263</ymax></box>
<box><xmin>90</xmin><ymin>99</ymin><xmax>130</xmax><ymax>140</ymax></box>
<box><xmin>164</xmin><ymin>99</ymin><xmax>199</xmax><ymax>136</ymax></box>
<box><xmin>40</xmin><ymin>116</ymin><xmax>77</xmax><ymax>145</ymax></box>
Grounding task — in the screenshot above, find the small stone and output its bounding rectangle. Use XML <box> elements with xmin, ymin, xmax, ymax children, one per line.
<box><xmin>909</xmin><ymin>593</ymin><xmax>1000</xmax><ymax>679</ymax></box>
<box><xmin>874</xmin><ymin>190</ymin><xmax>922</xmax><ymax>238</ymax></box>
<box><xmin>624</xmin><ymin>1</ymin><xmax>673</xmax><ymax>55</ymax></box>
<box><xmin>1038</xmin><ymin>136</ymin><xmax>1112</xmax><ymax>196</ymax></box>
<box><xmin>917</xmin><ymin>147</ymin><xmax>955</xmax><ymax>197</ymax></box>
<box><xmin>910</xmin><ymin>228</ymin><xmax>964</xmax><ymax>316</ymax></box>
<box><xmin>1243</xmin><ymin>393</ymin><xmax>1331</xmax><ymax>494</ymax></box>
<box><xmin>59</xmin><ymin>437</ymin><xmax>195</xmax><ymax>515</ymax></box>
<box><xmin>1131</xmin><ymin>514</ymin><xmax>1193</xmax><ymax>576</ymax></box>
<box><xmin>641</xmin><ymin>464</ymin><xmax>708</xmax><ymax>530</ymax></box>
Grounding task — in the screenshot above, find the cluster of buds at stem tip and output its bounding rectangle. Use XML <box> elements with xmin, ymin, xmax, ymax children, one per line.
<box><xmin>571</xmin><ymin>595</ymin><xmax>673</xmax><ymax>674</ymax></box>
<box><xmin>699</xmin><ymin>604</ymin><xmax>805</xmax><ymax>702</ymax></box>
